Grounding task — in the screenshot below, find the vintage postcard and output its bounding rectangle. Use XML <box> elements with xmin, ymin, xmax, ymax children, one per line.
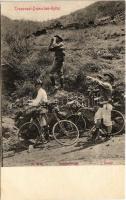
<box><xmin>1</xmin><ymin>0</ymin><xmax>125</xmax><ymax>199</ymax></box>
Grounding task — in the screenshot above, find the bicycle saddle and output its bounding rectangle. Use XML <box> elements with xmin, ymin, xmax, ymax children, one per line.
<box><xmin>57</xmin><ymin>111</ymin><xmax>67</xmax><ymax>118</ymax></box>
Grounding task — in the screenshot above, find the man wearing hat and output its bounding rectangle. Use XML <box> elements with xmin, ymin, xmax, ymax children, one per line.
<box><xmin>28</xmin><ymin>79</ymin><xmax>49</xmax><ymax>143</ymax></box>
<box><xmin>48</xmin><ymin>35</ymin><xmax>65</xmax><ymax>89</ymax></box>
<box><xmin>87</xmin><ymin>72</ymin><xmax>115</xmax><ymax>142</ymax></box>
<box><xmin>28</xmin><ymin>79</ymin><xmax>48</xmax><ymax>107</ymax></box>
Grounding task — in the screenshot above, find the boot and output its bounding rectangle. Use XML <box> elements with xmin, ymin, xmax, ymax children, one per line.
<box><xmin>50</xmin><ymin>76</ymin><xmax>56</xmax><ymax>87</ymax></box>
<box><xmin>91</xmin><ymin>128</ymin><xmax>99</xmax><ymax>143</ymax></box>
<box><xmin>105</xmin><ymin>133</ymin><xmax>111</xmax><ymax>141</ymax></box>
<box><xmin>43</xmin><ymin>126</ymin><xmax>50</xmax><ymax>142</ymax></box>
<box><xmin>60</xmin><ymin>77</ymin><xmax>64</xmax><ymax>89</ymax></box>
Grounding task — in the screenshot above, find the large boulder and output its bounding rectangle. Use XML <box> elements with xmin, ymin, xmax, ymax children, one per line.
<box><xmin>2</xmin><ymin>117</ymin><xmax>19</xmax><ymax>152</ymax></box>
<box><xmin>2</xmin><ymin>117</ymin><xmax>18</xmax><ymax>136</ymax></box>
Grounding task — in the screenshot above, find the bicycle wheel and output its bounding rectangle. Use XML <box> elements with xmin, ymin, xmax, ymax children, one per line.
<box><xmin>87</xmin><ymin>110</ymin><xmax>125</xmax><ymax>137</ymax></box>
<box><xmin>77</xmin><ymin>107</ymin><xmax>95</xmax><ymax>130</ymax></box>
<box><xmin>18</xmin><ymin>121</ymin><xmax>40</xmax><ymax>141</ymax></box>
<box><xmin>111</xmin><ymin>110</ymin><xmax>125</xmax><ymax>135</ymax></box>
<box><xmin>53</xmin><ymin>120</ymin><xmax>79</xmax><ymax>146</ymax></box>
<box><xmin>67</xmin><ymin>114</ymin><xmax>86</xmax><ymax>135</ymax></box>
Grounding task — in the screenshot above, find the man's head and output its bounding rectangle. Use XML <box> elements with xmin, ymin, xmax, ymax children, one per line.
<box><xmin>54</xmin><ymin>35</ymin><xmax>63</xmax><ymax>42</ymax></box>
<box><xmin>97</xmin><ymin>74</ymin><xmax>103</xmax><ymax>81</ymax></box>
<box><xmin>103</xmin><ymin>73</ymin><xmax>115</xmax><ymax>83</ymax></box>
<box><xmin>34</xmin><ymin>79</ymin><xmax>43</xmax><ymax>89</ymax></box>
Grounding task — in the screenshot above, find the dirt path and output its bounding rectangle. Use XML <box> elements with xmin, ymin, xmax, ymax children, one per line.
<box><xmin>3</xmin><ymin>134</ymin><xmax>125</xmax><ymax>166</ymax></box>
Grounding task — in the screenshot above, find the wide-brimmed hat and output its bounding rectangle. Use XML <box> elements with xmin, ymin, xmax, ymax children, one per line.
<box><xmin>103</xmin><ymin>72</ymin><xmax>115</xmax><ymax>81</ymax></box>
<box><xmin>35</xmin><ymin>79</ymin><xmax>43</xmax><ymax>85</ymax></box>
<box><xmin>54</xmin><ymin>35</ymin><xmax>63</xmax><ymax>41</ymax></box>
<box><xmin>97</xmin><ymin>74</ymin><xmax>103</xmax><ymax>80</ymax></box>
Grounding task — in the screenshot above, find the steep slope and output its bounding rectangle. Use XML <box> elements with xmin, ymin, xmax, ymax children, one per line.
<box><xmin>61</xmin><ymin>1</ymin><xmax>125</xmax><ymax>23</ymax></box>
<box><xmin>42</xmin><ymin>1</ymin><xmax>125</xmax><ymax>27</ymax></box>
<box><xmin>1</xmin><ymin>1</ymin><xmax>125</xmax><ymax>99</ymax></box>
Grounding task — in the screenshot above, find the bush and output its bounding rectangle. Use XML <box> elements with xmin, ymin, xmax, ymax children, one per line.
<box><xmin>1</xmin><ymin>95</ymin><xmax>10</xmax><ymax>114</ymax></box>
<box><xmin>37</xmin><ymin>48</ymin><xmax>53</xmax><ymax>66</ymax></box>
<box><xmin>15</xmin><ymin>81</ymin><xmax>36</xmax><ymax>98</ymax></box>
<box><xmin>108</xmin><ymin>44</ymin><xmax>124</xmax><ymax>54</ymax></box>
<box><xmin>83</xmin><ymin>62</ymin><xmax>100</xmax><ymax>72</ymax></box>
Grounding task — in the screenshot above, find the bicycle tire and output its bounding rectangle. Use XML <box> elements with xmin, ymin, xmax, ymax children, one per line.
<box><xmin>67</xmin><ymin>114</ymin><xmax>86</xmax><ymax>135</ymax></box>
<box><xmin>86</xmin><ymin>109</ymin><xmax>125</xmax><ymax>136</ymax></box>
<box><xmin>77</xmin><ymin>107</ymin><xmax>95</xmax><ymax>130</ymax></box>
<box><xmin>53</xmin><ymin>120</ymin><xmax>79</xmax><ymax>146</ymax></box>
<box><xmin>18</xmin><ymin>121</ymin><xmax>40</xmax><ymax>141</ymax></box>
<box><xmin>111</xmin><ymin>110</ymin><xmax>125</xmax><ymax>135</ymax></box>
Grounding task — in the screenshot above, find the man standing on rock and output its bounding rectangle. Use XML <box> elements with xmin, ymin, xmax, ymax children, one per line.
<box><xmin>87</xmin><ymin>72</ymin><xmax>115</xmax><ymax>142</ymax></box>
<box><xmin>48</xmin><ymin>35</ymin><xmax>65</xmax><ymax>89</ymax></box>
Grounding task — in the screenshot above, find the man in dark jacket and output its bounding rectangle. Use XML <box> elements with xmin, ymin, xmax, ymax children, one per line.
<box><xmin>48</xmin><ymin>35</ymin><xmax>65</xmax><ymax>89</ymax></box>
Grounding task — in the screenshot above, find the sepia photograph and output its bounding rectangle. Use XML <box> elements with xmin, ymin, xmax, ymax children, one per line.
<box><xmin>1</xmin><ymin>0</ymin><xmax>125</xmax><ymax>167</ymax></box>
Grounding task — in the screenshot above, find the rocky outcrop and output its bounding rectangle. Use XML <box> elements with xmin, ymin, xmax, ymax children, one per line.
<box><xmin>2</xmin><ymin>117</ymin><xmax>19</xmax><ymax>152</ymax></box>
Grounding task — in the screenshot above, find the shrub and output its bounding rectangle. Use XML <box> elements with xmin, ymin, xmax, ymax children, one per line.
<box><xmin>37</xmin><ymin>48</ymin><xmax>53</xmax><ymax>66</ymax></box>
<box><xmin>108</xmin><ymin>44</ymin><xmax>125</xmax><ymax>56</ymax></box>
<box><xmin>15</xmin><ymin>81</ymin><xmax>36</xmax><ymax>98</ymax></box>
<box><xmin>83</xmin><ymin>62</ymin><xmax>100</xmax><ymax>72</ymax></box>
<box><xmin>1</xmin><ymin>95</ymin><xmax>12</xmax><ymax>115</ymax></box>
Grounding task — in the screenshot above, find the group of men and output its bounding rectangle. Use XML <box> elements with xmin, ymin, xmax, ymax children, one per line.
<box><xmin>28</xmin><ymin>34</ymin><xmax>115</xmax><ymax>143</ymax></box>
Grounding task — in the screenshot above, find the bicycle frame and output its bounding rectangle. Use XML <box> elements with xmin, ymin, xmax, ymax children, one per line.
<box><xmin>31</xmin><ymin>106</ymin><xmax>66</xmax><ymax>132</ymax></box>
<box><xmin>30</xmin><ymin>115</ymin><xmax>45</xmax><ymax>136</ymax></box>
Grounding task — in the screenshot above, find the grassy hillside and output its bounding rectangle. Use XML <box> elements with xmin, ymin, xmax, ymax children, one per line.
<box><xmin>42</xmin><ymin>1</ymin><xmax>125</xmax><ymax>27</ymax></box>
<box><xmin>1</xmin><ymin>1</ymin><xmax>125</xmax><ymax>113</ymax></box>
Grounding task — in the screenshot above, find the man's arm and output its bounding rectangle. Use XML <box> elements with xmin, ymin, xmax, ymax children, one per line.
<box><xmin>48</xmin><ymin>37</ymin><xmax>56</xmax><ymax>51</ymax></box>
<box><xmin>87</xmin><ymin>76</ymin><xmax>103</xmax><ymax>84</ymax></box>
<box><xmin>48</xmin><ymin>38</ymin><xmax>54</xmax><ymax>51</ymax></box>
<box><xmin>29</xmin><ymin>89</ymin><xmax>48</xmax><ymax>107</ymax></box>
<box><xmin>29</xmin><ymin>90</ymin><xmax>43</xmax><ymax>106</ymax></box>
<box><xmin>49</xmin><ymin>37</ymin><xmax>64</xmax><ymax>50</ymax></box>
<box><xmin>86</xmin><ymin>76</ymin><xmax>112</xmax><ymax>90</ymax></box>
<box><xmin>52</xmin><ymin>42</ymin><xmax>64</xmax><ymax>48</ymax></box>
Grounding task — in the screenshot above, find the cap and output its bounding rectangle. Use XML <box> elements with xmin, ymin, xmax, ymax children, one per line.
<box><xmin>35</xmin><ymin>79</ymin><xmax>43</xmax><ymax>85</ymax></box>
<box><xmin>103</xmin><ymin>72</ymin><xmax>115</xmax><ymax>81</ymax></box>
<box><xmin>97</xmin><ymin>74</ymin><xmax>103</xmax><ymax>80</ymax></box>
<box><xmin>54</xmin><ymin>35</ymin><xmax>63</xmax><ymax>41</ymax></box>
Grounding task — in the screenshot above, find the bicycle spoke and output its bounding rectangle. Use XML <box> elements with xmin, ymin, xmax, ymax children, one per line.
<box><xmin>67</xmin><ymin>114</ymin><xmax>86</xmax><ymax>134</ymax></box>
<box><xmin>111</xmin><ymin>110</ymin><xmax>124</xmax><ymax>135</ymax></box>
<box><xmin>18</xmin><ymin>122</ymin><xmax>40</xmax><ymax>141</ymax></box>
<box><xmin>53</xmin><ymin>120</ymin><xmax>79</xmax><ymax>146</ymax></box>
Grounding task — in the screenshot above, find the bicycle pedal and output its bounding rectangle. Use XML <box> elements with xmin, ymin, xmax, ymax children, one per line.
<box><xmin>19</xmin><ymin>137</ymin><xmax>24</xmax><ymax>141</ymax></box>
<box><xmin>27</xmin><ymin>145</ymin><xmax>34</xmax><ymax>153</ymax></box>
<box><xmin>40</xmin><ymin>145</ymin><xmax>47</xmax><ymax>149</ymax></box>
<box><xmin>42</xmin><ymin>139</ymin><xmax>48</xmax><ymax>144</ymax></box>
<box><xmin>29</xmin><ymin>139</ymin><xmax>36</xmax><ymax>144</ymax></box>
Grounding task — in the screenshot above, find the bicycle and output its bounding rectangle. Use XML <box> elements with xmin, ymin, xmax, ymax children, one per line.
<box><xmin>59</xmin><ymin>96</ymin><xmax>87</xmax><ymax>135</ymax></box>
<box><xmin>18</xmin><ymin>102</ymin><xmax>79</xmax><ymax>147</ymax></box>
<box><xmin>77</xmin><ymin>107</ymin><xmax>125</xmax><ymax>135</ymax></box>
<box><xmin>66</xmin><ymin>104</ymin><xmax>87</xmax><ymax>135</ymax></box>
<box><xmin>67</xmin><ymin>90</ymin><xmax>125</xmax><ymax>137</ymax></box>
